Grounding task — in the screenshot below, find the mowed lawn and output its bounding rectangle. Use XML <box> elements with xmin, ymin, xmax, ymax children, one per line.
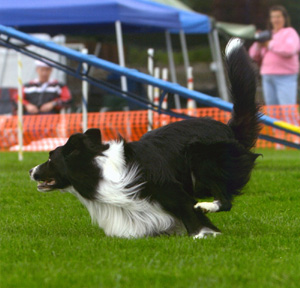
<box><xmin>1</xmin><ymin>149</ymin><xmax>300</xmax><ymax>288</ymax></box>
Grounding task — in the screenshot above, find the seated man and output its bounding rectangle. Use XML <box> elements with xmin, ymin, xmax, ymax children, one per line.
<box><xmin>15</xmin><ymin>60</ymin><xmax>72</xmax><ymax>114</ymax></box>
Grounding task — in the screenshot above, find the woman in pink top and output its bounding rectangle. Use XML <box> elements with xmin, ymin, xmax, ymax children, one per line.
<box><xmin>249</xmin><ymin>5</ymin><xmax>300</xmax><ymax>106</ymax></box>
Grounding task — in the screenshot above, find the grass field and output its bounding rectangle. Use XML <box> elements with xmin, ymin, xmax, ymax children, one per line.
<box><xmin>1</xmin><ymin>149</ymin><xmax>300</xmax><ymax>288</ymax></box>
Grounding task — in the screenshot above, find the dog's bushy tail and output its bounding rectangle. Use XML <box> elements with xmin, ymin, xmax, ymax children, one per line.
<box><xmin>225</xmin><ymin>38</ymin><xmax>261</xmax><ymax>150</ymax></box>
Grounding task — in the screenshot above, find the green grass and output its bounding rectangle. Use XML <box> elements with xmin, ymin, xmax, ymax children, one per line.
<box><xmin>1</xmin><ymin>150</ymin><xmax>300</xmax><ymax>288</ymax></box>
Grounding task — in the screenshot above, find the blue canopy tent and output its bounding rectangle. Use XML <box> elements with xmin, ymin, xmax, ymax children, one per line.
<box><xmin>0</xmin><ymin>0</ymin><xmax>223</xmax><ymax>109</ymax></box>
<box><xmin>0</xmin><ymin>0</ymin><xmax>226</xmax><ymax>107</ymax></box>
<box><xmin>0</xmin><ymin>0</ymin><xmax>181</xmax><ymax>35</ymax></box>
<box><xmin>143</xmin><ymin>0</ymin><xmax>211</xmax><ymax>34</ymax></box>
<box><xmin>0</xmin><ymin>0</ymin><xmax>183</xmax><ymax>99</ymax></box>
<box><xmin>0</xmin><ymin>0</ymin><xmax>211</xmax><ymax>34</ymax></box>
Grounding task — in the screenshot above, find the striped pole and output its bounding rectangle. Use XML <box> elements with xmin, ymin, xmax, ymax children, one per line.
<box><xmin>161</xmin><ymin>68</ymin><xmax>169</xmax><ymax>126</ymax></box>
<box><xmin>187</xmin><ymin>67</ymin><xmax>196</xmax><ymax>116</ymax></box>
<box><xmin>81</xmin><ymin>48</ymin><xmax>88</xmax><ymax>132</ymax></box>
<box><xmin>153</xmin><ymin>67</ymin><xmax>160</xmax><ymax>106</ymax></box>
<box><xmin>147</xmin><ymin>48</ymin><xmax>154</xmax><ymax>131</ymax></box>
<box><xmin>162</xmin><ymin>68</ymin><xmax>168</xmax><ymax>110</ymax></box>
<box><xmin>153</xmin><ymin>67</ymin><xmax>160</xmax><ymax>129</ymax></box>
<box><xmin>17</xmin><ymin>52</ymin><xmax>23</xmax><ymax>161</ymax></box>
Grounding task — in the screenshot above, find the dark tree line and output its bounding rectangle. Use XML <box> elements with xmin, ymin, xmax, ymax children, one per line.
<box><xmin>181</xmin><ymin>0</ymin><xmax>300</xmax><ymax>33</ymax></box>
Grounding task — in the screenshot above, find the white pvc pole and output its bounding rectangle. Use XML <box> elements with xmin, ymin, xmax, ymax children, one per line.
<box><xmin>81</xmin><ymin>48</ymin><xmax>88</xmax><ymax>132</ymax></box>
<box><xmin>165</xmin><ymin>30</ymin><xmax>181</xmax><ymax>109</ymax></box>
<box><xmin>162</xmin><ymin>68</ymin><xmax>169</xmax><ymax>110</ymax></box>
<box><xmin>153</xmin><ymin>67</ymin><xmax>160</xmax><ymax>106</ymax></box>
<box><xmin>147</xmin><ymin>48</ymin><xmax>154</xmax><ymax>131</ymax></box>
<box><xmin>17</xmin><ymin>53</ymin><xmax>23</xmax><ymax>161</ymax></box>
<box><xmin>187</xmin><ymin>67</ymin><xmax>194</xmax><ymax>91</ymax></box>
<box><xmin>187</xmin><ymin>67</ymin><xmax>196</xmax><ymax>116</ymax></box>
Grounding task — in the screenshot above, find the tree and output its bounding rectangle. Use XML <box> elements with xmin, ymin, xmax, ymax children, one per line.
<box><xmin>181</xmin><ymin>0</ymin><xmax>300</xmax><ymax>33</ymax></box>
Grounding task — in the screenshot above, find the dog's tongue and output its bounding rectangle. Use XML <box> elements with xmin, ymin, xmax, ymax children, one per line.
<box><xmin>37</xmin><ymin>180</ymin><xmax>56</xmax><ymax>190</ymax></box>
<box><xmin>47</xmin><ymin>180</ymin><xmax>56</xmax><ymax>186</ymax></box>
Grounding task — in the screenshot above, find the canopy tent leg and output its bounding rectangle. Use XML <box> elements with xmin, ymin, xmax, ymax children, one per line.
<box><xmin>208</xmin><ymin>29</ymin><xmax>229</xmax><ymax>102</ymax></box>
<box><xmin>89</xmin><ymin>42</ymin><xmax>102</xmax><ymax>77</ymax></box>
<box><xmin>0</xmin><ymin>48</ymin><xmax>9</xmax><ymax>86</ymax></box>
<box><xmin>179</xmin><ymin>29</ymin><xmax>190</xmax><ymax>81</ymax></box>
<box><xmin>165</xmin><ymin>30</ymin><xmax>181</xmax><ymax>109</ymax></box>
<box><xmin>115</xmin><ymin>20</ymin><xmax>128</xmax><ymax>94</ymax></box>
<box><xmin>115</xmin><ymin>20</ymin><xmax>131</xmax><ymax>140</ymax></box>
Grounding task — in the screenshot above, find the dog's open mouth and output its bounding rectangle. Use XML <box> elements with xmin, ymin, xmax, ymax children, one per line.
<box><xmin>37</xmin><ymin>179</ymin><xmax>56</xmax><ymax>191</ymax></box>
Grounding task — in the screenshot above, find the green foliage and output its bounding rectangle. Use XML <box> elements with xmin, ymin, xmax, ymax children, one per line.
<box><xmin>180</xmin><ymin>0</ymin><xmax>213</xmax><ymax>14</ymax></box>
<box><xmin>1</xmin><ymin>149</ymin><xmax>300</xmax><ymax>288</ymax></box>
<box><xmin>127</xmin><ymin>45</ymin><xmax>212</xmax><ymax>67</ymax></box>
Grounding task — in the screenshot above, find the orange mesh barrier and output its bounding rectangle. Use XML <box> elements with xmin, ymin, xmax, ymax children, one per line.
<box><xmin>260</xmin><ymin>105</ymin><xmax>300</xmax><ymax>148</ymax></box>
<box><xmin>0</xmin><ymin>105</ymin><xmax>299</xmax><ymax>151</ymax></box>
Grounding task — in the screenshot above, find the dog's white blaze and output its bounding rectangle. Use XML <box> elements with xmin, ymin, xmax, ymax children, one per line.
<box><xmin>30</xmin><ymin>165</ymin><xmax>39</xmax><ymax>181</ymax></box>
<box><xmin>194</xmin><ymin>200</ymin><xmax>221</xmax><ymax>213</ymax></box>
<box><xmin>225</xmin><ymin>38</ymin><xmax>244</xmax><ymax>58</ymax></box>
<box><xmin>67</xmin><ymin>141</ymin><xmax>179</xmax><ymax>238</ymax></box>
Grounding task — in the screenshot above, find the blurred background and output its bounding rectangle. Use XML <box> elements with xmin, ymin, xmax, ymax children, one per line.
<box><xmin>65</xmin><ymin>0</ymin><xmax>300</xmax><ymax>108</ymax></box>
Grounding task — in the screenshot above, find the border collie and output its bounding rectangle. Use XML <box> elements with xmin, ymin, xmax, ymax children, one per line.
<box><xmin>30</xmin><ymin>39</ymin><xmax>261</xmax><ymax>239</ymax></box>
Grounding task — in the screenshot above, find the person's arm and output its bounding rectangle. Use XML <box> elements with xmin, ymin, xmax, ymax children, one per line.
<box><xmin>249</xmin><ymin>42</ymin><xmax>264</xmax><ymax>63</ymax></box>
<box><xmin>268</xmin><ymin>28</ymin><xmax>300</xmax><ymax>57</ymax></box>
<box><xmin>54</xmin><ymin>85</ymin><xmax>72</xmax><ymax>110</ymax></box>
<box><xmin>12</xmin><ymin>87</ymin><xmax>29</xmax><ymax>105</ymax></box>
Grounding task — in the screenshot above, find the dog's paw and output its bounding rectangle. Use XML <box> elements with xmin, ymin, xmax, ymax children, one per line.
<box><xmin>194</xmin><ymin>200</ymin><xmax>221</xmax><ymax>213</ymax></box>
<box><xmin>193</xmin><ymin>227</ymin><xmax>221</xmax><ymax>239</ymax></box>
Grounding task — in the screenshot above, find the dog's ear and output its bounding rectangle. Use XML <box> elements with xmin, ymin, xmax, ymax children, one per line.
<box><xmin>63</xmin><ymin>129</ymin><xmax>107</xmax><ymax>160</ymax></box>
<box><xmin>84</xmin><ymin>128</ymin><xmax>102</xmax><ymax>145</ymax></box>
<box><xmin>62</xmin><ymin>133</ymin><xmax>84</xmax><ymax>157</ymax></box>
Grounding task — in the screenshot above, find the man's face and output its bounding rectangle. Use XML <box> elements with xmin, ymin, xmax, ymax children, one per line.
<box><xmin>36</xmin><ymin>66</ymin><xmax>52</xmax><ymax>83</ymax></box>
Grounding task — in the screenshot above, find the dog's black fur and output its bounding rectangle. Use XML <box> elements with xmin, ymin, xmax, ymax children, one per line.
<box><xmin>30</xmin><ymin>39</ymin><xmax>261</xmax><ymax>238</ymax></box>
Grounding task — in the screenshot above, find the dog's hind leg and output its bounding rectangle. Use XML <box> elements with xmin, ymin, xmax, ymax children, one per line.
<box><xmin>194</xmin><ymin>200</ymin><xmax>222</xmax><ymax>213</ymax></box>
<box><xmin>151</xmin><ymin>183</ymin><xmax>221</xmax><ymax>238</ymax></box>
<box><xmin>190</xmin><ymin>141</ymin><xmax>257</xmax><ymax>214</ymax></box>
<box><xmin>194</xmin><ymin>184</ymin><xmax>233</xmax><ymax>214</ymax></box>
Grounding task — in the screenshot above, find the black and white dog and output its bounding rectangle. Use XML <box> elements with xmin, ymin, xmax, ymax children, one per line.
<box><xmin>30</xmin><ymin>39</ymin><xmax>261</xmax><ymax>239</ymax></box>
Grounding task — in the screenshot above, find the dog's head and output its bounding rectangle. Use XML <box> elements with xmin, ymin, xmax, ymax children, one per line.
<box><xmin>29</xmin><ymin>129</ymin><xmax>109</xmax><ymax>199</ymax></box>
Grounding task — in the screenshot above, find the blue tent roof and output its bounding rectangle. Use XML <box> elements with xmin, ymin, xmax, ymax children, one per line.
<box><xmin>0</xmin><ymin>0</ymin><xmax>181</xmax><ymax>35</ymax></box>
<box><xmin>174</xmin><ymin>10</ymin><xmax>211</xmax><ymax>34</ymax></box>
<box><xmin>140</xmin><ymin>0</ymin><xmax>211</xmax><ymax>34</ymax></box>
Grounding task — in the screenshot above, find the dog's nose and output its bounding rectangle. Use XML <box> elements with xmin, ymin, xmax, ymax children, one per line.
<box><xmin>29</xmin><ymin>169</ymin><xmax>33</xmax><ymax>176</ymax></box>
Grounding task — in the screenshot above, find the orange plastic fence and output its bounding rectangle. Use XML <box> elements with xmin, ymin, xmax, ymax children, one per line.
<box><xmin>0</xmin><ymin>105</ymin><xmax>299</xmax><ymax>151</ymax></box>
